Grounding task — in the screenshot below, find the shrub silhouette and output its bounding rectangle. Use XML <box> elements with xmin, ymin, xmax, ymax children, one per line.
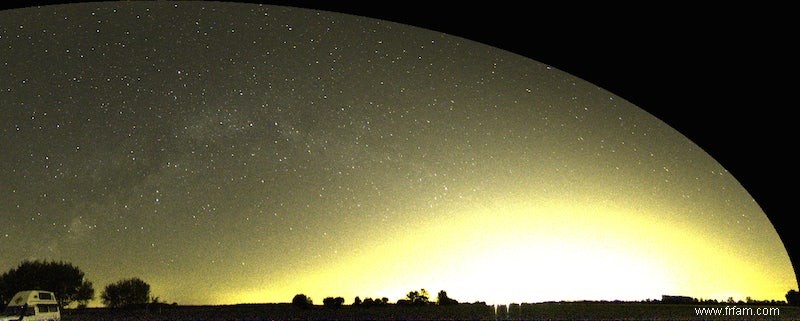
<box><xmin>292</xmin><ymin>293</ymin><xmax>313</xmax><ymax>309</ymax></box>
<box><xmin>787</xmin><ymin>289</ymin><xmax>800</xmax><ymax>306</ymax></box>
<box><xmin>357</xmin><ymin>297</ymin><xmax>388</xmax><ymax>307</ymax></box>
<box><xmin>323</xmin><ymin>296</ymin><xmax>344</xmax><ymax>308</ymax></box>
<box><xmin>403</xmin><ymin>289</ymin><xmax>430</xmax><ymax>305</ymax></box>
<box><xmin>437</xmin><ymin>290</ymin><xmax>458</xmax><ymax>305</ymax></box>
<box><xmin>101</xmin><ymin>277</ymin><xmax>151</xmax><ymax>308</ymax></box>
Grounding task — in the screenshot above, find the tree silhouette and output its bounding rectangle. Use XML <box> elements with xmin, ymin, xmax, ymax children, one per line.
<box><xmin>437</xmin><ymin>290</ymin><xmax>458</xmax><ymax>305</ymax></box>
<box><xmin>360</xmin><ymin>297</ymin><xmax>386</xmax><ymax>307</ymax></box>
<box><xmin>101</xmin><ymin>277</ymin><xmax>151</xmax><ymax>308</ymax></box>
<box><xmin>787</xmin><ymin>289</ymin><xmax>800</xmax><ymax>306</ymax></box>
<box><xmin>405</xmin><ymin>288</ymin><xmax>430</xmax><ymax>305</ymax></box>
<box><xmin>292</xmin><ymin>294</ymin><xmax>313</xmax><ymax>309</ymax></box>
<box><xmin>323</xmin><ymin>296</ymin><xmax>345</xmax><ymax>308</ymax></box>
<box><xmin>0</xmin><ymin>260</ymin><xmax>94</xmax><ymax>308</ymax></box>
<box><xmin>75</xmin><ymin>281</ymin><xmax>95</xmax><ymax>308</ymax></box>
<box><xmin>353</xmin><ymin>296</ymin><xmax>361</xmax><ymax>306</ymax></box>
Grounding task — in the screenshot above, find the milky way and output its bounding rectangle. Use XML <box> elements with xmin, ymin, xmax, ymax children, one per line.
<box><xmin>1</xmin><ymin>2</ymin><xmax>794</xmax><ymax>305</ymax></box>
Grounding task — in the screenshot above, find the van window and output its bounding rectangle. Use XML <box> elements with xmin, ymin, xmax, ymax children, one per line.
<box><xmin>1</xmin><ymin>306</ymin><xmax>27</xmax><ymax>317</ymax></box>
<box><xmin>39</xmin><ymin>292</ymin><xmax>54</xmax><ymax>300</ymax></box>
<box><xmin>37</xmin><ymin>304</ymin><xmax>59</xmax><ymax>313</ymax></box>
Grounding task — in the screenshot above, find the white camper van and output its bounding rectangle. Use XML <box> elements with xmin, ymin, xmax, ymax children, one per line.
<box><xmin>0</xmin><ymin>290</ymin><xmax>60</xmax><ymax>321</ymax></box>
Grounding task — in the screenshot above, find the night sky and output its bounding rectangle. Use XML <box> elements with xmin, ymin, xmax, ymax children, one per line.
<box><xmin>1</xmin><ymin>2</ymin><xmax>796</xmax><ymax>306</ymax></box>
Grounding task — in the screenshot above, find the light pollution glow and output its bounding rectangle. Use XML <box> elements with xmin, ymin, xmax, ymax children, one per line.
<box><xmin>222</xmin><ymin>198</ymin><xmax>793</xmax><ymax>305</ymax></box>
<box><xmin>0</xmin><ymin>2</ymin><xmax>795</xmax><ymax>307</ymax></box>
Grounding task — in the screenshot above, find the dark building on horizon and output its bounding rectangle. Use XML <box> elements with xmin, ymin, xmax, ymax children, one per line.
<box><xmin>661</xmin><ymin>295</ymin><xmax>695</xmax><ymax>304</ymax></box>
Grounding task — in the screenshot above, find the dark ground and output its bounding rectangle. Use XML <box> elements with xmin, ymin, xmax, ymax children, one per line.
<box><xmin>62</xmin><ymin>302</ymin><xmax>800</xmax><ymax>321</ymax></box>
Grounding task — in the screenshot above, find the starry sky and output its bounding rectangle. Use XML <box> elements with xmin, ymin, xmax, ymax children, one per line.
<box><xmin>1</xmin><ymin>2</ymin><xmax>796</xmax><ymax>306</ymax></box>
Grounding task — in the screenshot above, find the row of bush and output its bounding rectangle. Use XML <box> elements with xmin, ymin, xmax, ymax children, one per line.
<box><xmin>291</xmin><ymin>289</ymin><xmax>459</xmax><ymax>309</ymax></box>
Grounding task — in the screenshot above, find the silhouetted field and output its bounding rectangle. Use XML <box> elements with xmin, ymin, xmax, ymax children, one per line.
<box><xmin>62</xmin><ymin>302</ymin><xmax>800</xmax><ymax>321</ymax></box>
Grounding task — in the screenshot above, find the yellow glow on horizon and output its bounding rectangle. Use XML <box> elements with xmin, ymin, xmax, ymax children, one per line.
<box><xmin>225</xmin><ymin>199</ymin><xmax>795</xmax><ymax>305</ymax></box>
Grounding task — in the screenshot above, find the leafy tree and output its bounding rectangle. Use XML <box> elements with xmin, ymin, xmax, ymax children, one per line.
<box><xmin>101</xmin><ymin>277</ymin><xmax>151</xmax><ymax>308</ymax></box>
<box><xmin>405</xmin><ymin>288</ymin><xmax>430</xmax><ymax>305</ymax></box>
<box><xmin>787</xmin><ymin>289</ymin><xmax>800</xmax><ymax>306</ymax></box>
<box><xmin>437</xmin><ymin>290</ymin><xmax>458</xmax><ymax>305</ymax></box>
<box><xmin>75</xmin><ymin>281</ymin><xmax>95</xmax><ymax>308</ymax></box>
<box><xmin>292</xmin><ymin>293</ymin><xmax>313</xmax><ymax>309</ymax></box>
<box><xmin>353</xmin><ymin>296</ymin><xmax>389</xmax><ymax>307</ymax></box>
<box><xmin>323</xmin><ymin>296</ymin><xmax>345</xmax><ymax>308</ymax></box>
<box><xmin>0</xmin><ymin>260</ymin><xmax>94</xmax><ymax>308</ymax></box>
